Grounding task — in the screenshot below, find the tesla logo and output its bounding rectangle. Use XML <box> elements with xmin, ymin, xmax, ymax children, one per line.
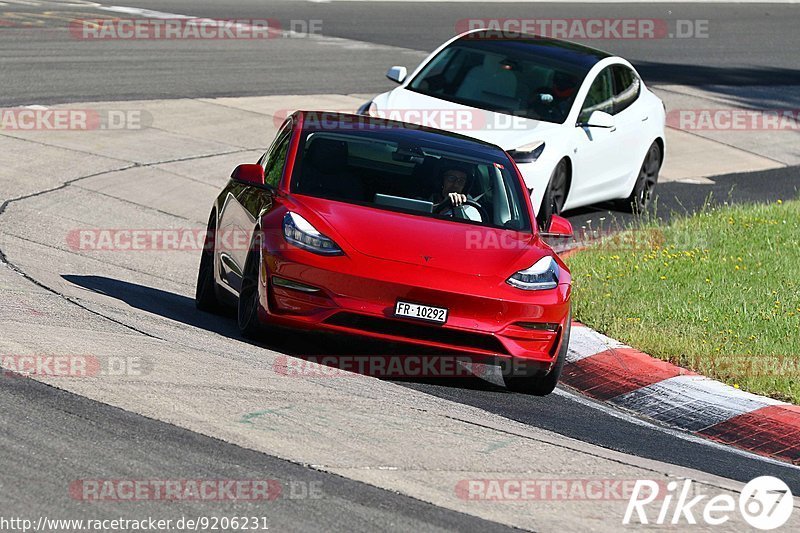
<box><xmin>422</xmin><ymin>256</ymin><xmax>433</xmax><ymax>262</ymax></box>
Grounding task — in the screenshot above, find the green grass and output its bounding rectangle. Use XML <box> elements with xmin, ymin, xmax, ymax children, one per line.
<box><xmin>566</xmin><ymin>199</ymin><xmax>800</xmax><ymax>403</ymax></box>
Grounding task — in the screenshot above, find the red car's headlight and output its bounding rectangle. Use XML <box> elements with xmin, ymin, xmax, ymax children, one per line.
<box><xmin>507</xmin><ymin>256</ymin><xmax>560</xmax><ymax>290</ymax></box>
<box><xmin>282</xmin><ymin>212</ymin><xmax>343</xmax><ymax>255</ymax></box>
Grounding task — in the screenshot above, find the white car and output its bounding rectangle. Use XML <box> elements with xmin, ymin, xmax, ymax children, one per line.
<box><xmin>359</xmin><ymin>29</ymin><xmax>666</xmax><ymax>228</ymax></box>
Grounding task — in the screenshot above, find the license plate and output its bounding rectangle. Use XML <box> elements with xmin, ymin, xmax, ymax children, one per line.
<box><xmin>394</xmin><ymin>301</ymin><xmax>448</xmax><ymax>324</ymax></box>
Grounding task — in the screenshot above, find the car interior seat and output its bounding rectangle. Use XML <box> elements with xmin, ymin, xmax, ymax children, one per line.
<box><xmin>303</xmin><ymin>137</ymin><xmax>365</xmax><ymax>201</ymax></box>
<box><xmin>455</xmin><ymin>55</ymin><xmax>520</xmax><ymax>110</ymax></box>
<box><xmin>409</xmin><ymin>157</ymin><xmax>442</xmax><ymax>200</ymax></box>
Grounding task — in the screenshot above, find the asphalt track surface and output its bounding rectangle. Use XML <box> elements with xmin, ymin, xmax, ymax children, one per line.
<box><xmin>0</xmin><ymin>373</ymin><xmax>517</xmax><ymax>532</ymax></box>
<box><xmin>1</xmin><ymin>1</ymin><xmax>800</xmax><ymax>106</ymax></box>
<box><xmin>1</xmin><ymin>0</ymin><xmax>800</xmax><ymax>530</ymax></box>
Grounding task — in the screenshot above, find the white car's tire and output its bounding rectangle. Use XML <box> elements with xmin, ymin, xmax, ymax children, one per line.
<box><xmin>536</xmin><ymin>159</ymin><xmax>569</xmax><ymax>230</ymax></box>
<box><xmin>619</xmin><ymin>142</ymin><xmax>662</xmax><ymax>214</ymax></box>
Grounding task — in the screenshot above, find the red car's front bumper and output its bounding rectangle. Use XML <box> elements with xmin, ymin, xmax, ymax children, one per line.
<box><xmin>257</xmin><ymin>238</ymin><xmax>571</xmax><ymax>364</ymax></box>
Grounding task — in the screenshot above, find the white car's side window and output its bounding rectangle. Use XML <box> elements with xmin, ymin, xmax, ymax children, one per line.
<box><xmin>612</xmin><ymin>66</ymin><xmax>641</xmax><ymax>114</ymax></box>
<box><xmin>579</xmin><ymin>67</ymin><xmax>615</xmax><ymax>122</ymax></box>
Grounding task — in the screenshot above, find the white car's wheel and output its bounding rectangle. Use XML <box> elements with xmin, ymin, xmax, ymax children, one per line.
<box><xmin>620</xmin><ymin>142</ymin><xmax>661</xmax><ymax>214</ymax></box>
<box><xmin>536</xmin><ymin>159</ymin><xmax>569</xmax><ymax>230</ymax></box>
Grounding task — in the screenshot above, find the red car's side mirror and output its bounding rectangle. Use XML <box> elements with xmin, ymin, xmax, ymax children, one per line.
<box><xmin>541</xmin><ymin>215</ymin><xmax>573</xmax><ymax>237</ymax></box>
<box><xmin>231</xmin><ymin>164</ymin><xmax>265</xmax><ymax>186</ymax></box>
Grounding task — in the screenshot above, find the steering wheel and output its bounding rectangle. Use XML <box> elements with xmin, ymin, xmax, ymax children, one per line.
<box><xmin>434</xmin><ymin>198</ymin><xmax>489</xmax><ymax>222</ymax></box>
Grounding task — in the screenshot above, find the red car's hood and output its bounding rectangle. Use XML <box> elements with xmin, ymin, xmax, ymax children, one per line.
<box><xmin>298</xmin><ymin>197</ymin><xmax>540</xmax><ymax>277</ymax></box>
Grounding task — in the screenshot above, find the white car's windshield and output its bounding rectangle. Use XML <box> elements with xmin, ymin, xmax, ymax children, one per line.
<box><xmin>408</xmin><ymin>38</ymin><xmax>595</xmax><ymax>124</ymax></box>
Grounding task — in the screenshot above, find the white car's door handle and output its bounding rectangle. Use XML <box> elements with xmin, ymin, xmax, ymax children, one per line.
<box><xmin>641</xmin><ymin>116</ymin><xmax>649</xmax><ymax>122</ymax></box>
<box><xmin>610</xmin><ymin>127</ymin><xmax>617</xmax><ymax>132</ymax></box>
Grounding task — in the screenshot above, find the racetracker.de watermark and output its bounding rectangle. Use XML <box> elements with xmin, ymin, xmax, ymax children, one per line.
<box><xmin>67</xmin><ymin>226</ymin><xmax>673</xmax><ymax>254</ymax></box>
<box><xmin>274</xmin><ymin>109</ymin><xmax>531</xmax><ymax>132</ymax></box>
<box><xmin>690</xmin><ymin>353</ymin><xmax>800</xmax><ymax>378</ymax></box>
<box><xmin>69</xmin><ymin>479</ymin><xmax>323</xmax><ymax>502</ymax></box>
<box><xmin>272</xmin><ymin>355</ymin><xmax>536</xmax><ymax>379</ymax></box>
<box><xmin>0</xmin><ymin>108</ymin><xmax>151</xmax><ymax>131</ymax></box>
<box><xmin>68</xmin><ymin>18</ymin><xmax>322</xmax><ymax>39</ymax></box>
<box><xmin>456</xmin><ymin>19</ymin><xmax>709</xmax><ymax>39</ymax></box>
<box><xmin>667</xmin><ymin>109</ymin><xmax>800</xmax><ymax>131</ymax></box>
<box><xmin>456</xmin><ymin>478</ymin><xmax>668</xmax><ymax>501</ymax></box>
<box><xmin>0</xmin><ymin>516</ymin><xmax>269</xmax><ymax>533</ymax></box>
<box><xmin>276</xmin><ymin>355</ymin><xmax>474</xmax><ymax>379</ymax></box>
<box><xmin>0</xmin><ymin>355</ymin><xmax>149</xmax><ymax>378</ymax></box>
<box><xmin>468</xmin><ymin>227</ymin><xmax>667</xmax><ymax>251</ymax></box>
<box><xmin>67</xmin><ymin>228</ymin><xmax>234</xmax><ymax>252</ymax></box>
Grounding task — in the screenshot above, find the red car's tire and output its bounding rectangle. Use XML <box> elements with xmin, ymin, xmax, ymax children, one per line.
<box><xmin>238</xmin><ymin>243</ymin><xmax>266</xmax><ymax>339</ymax></box>
<box><xmin>195</xmin><ymin>213</ymin><xmax>224</xmax><ymax>314</ymax></box>
<box><xmin>503</xmin><ymin>310</ymin><xmax>571</xmax><ymax>396</ymax></box>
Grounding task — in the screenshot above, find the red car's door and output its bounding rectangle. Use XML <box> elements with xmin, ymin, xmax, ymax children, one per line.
<box><xmin>217</xmin><ymin>121</ymin><xmax>292</xmax><ymax>293</ymax></box>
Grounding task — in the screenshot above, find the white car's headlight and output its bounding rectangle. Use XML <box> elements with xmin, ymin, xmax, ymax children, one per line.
<box><xmin>283</xmin><ymin>212</ymin><xmax>343</xmax><ymax>255</ymax></box>
<box><xmin>508</xmin><ymin>141</ymin><xmax>545</xmax><ymax>164</ymax></box>
<box><xmin>507</xmin><ymin>256</ymin><xmax>560</xmax><ymax>290</ymax></box>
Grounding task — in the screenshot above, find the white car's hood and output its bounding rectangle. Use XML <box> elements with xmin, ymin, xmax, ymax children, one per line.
<box><xmin>376</xmin><ymin>88</ymin><xmax>563</xmax><ymax>150</ymax></box>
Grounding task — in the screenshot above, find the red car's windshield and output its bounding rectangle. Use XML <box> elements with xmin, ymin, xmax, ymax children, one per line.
<box><xmin>289</xmin><ymin>127</ymin><xmax>532</xmax><ymax>232</ymax></box>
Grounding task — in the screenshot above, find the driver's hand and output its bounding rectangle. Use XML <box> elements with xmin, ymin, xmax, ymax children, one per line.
<box><xmin>448</xmin><ymin>192</ymin><xmax>467</xmax><ymax>206</ymax></box>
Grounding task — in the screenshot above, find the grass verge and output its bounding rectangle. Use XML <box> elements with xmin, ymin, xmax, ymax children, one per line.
<box><xmin>566</xmin><ymin>199</ymin><xmax>800</xmax><ymax>404</ymax></box>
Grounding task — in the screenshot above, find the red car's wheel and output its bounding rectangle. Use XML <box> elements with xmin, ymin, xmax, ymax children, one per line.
<box><xmin>238</xmin><ymin>243</ymin><xmax>265</xmax><ymax>339</ymax></box>
<box><xmin>196</xmin><ymin>212</ymin><xmax>223</xmax><ymax>313</ymax></box>
<box><xmin>503</xmin><ymin>309</ymin><xmax>571</xmax><ymax>396</ymax></box>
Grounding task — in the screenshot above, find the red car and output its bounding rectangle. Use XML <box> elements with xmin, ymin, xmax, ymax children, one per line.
<box><xmin>196</xmin><ymin>111</ymin><xmax>573</xmax><ymax>394</ymax></box>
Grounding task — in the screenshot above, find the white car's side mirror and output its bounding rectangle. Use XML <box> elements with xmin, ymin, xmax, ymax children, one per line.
<box><xmin>386</xmin><ymin>66</ymin><xmax>407</xmax><ymax>84</ymax></box>
<box><xmin>581</xmin><ymin>110</ymin><xmax>615</xmax><ymax>128</ymax></box>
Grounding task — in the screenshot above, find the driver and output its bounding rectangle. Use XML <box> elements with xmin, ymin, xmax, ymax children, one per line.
<box><xmin>529</xmin><ymin>71</ymin><xmax>579</xmax><ymax>119</ymax></box>
<box><xmin>549</xmin><ymin>71</ymin><xmax>579</xmax><ymax>116</ymax></box>
<box><xmin>552</xmin><ymin>71</ymin><xmax>579</xmax><ymax>101</ymax></box>
<box><xmin>430</xmin><ymin>163</ymin><xmax>482</xmax><ymax>221</ymax></box>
